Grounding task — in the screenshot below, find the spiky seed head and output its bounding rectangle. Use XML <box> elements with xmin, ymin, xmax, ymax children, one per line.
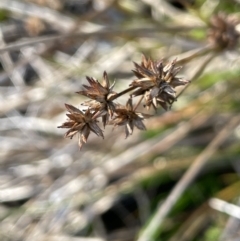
<box><xmin>58</xmin><ymin>104</ymin><xmax>103</xmax><ymax>149</ymax></box>
<box><xmin>208</xmin><ymin>12</ymin><xmax>239</xmax><ymax>50</ymax></box>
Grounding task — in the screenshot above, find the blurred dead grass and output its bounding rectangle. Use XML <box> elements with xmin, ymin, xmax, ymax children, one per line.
<box><xmin>0</xmin><ymin>0</ymin><xmax>240</xmax><ymax>241</ymax></box>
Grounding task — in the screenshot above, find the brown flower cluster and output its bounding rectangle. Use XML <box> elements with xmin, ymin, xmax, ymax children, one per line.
<box><xmin>131</xmin><ymin>55</ymin><xmax>189</xmax><ymax>110</ymax></box>
<box><xmin>59</xmin><ymin>104</ymin><xmax>104</xmax><ymax>149</ymax></box>
<box><xmin>58</xmin><ymin>55</ymin><xmax>189</xmax><ymax>149</ymax></box>
<box><xmin>208</xmin><ymin>12</ymin><xmax>239</xmax><ymax>50</ymax></box>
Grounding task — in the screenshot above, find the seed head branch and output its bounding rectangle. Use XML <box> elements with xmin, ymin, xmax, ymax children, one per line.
<box><xmin>58</xmin><ymin>55</ymin><xmax>189</xmax><ymax>149</ymax></box>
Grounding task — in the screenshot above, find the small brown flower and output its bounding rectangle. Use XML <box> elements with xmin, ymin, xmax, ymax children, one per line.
<box><xmin>143</xmin><ymin>84</ymin><xmax>176</xmax><ymax>111</ymax></box>
<box><xmin>130</xmin><ymin>55</ymin><xmax>189</xmax><ymax>110</ymax></box>
<box><xmin>77</xmin><ymin>71</ymin><xmax>116</xmax><ymax>127</ymax></box>
<box><xmin>208</xmin><ymin>12</ymin><xmax>239</xmax><ymax>50</ymax></box>
<box><xmin>109</xmin><ymin>98</ymin><xmax>151</xmax><ymax>138</ymax></box>
<box><xmin>58</xmin><ymin>104</ymin><xmax>104</xmax><ymax>149</ymax></box>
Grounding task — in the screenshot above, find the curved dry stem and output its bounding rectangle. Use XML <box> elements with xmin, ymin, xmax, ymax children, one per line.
<box><xmin>177</xmin><ymin>51</ymin><xmax>218</xmax><ymax>99</ymax></box>
<box><xmin>109</xmin><ymin>86</ymin><xmax>137</xmax><ymax>101</ymax></box>
<box><xmin>176</xmin><ymin>45</ymin><xmax>216</xmax><ymax>65</ymax></box>
<box><xmin>134</xmin><ymin>95</ymin><xmax>144</xmax><ymax>111</ymax></box>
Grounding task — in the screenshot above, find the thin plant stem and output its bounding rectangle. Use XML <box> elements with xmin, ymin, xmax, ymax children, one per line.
<box><xmin>134</xmin><ymin>95</ymin><xmax>144</xmax><ymax>111</ymax></box>
<box><xmin>110</xmin><ymin>86</ymin><xmax>137</xmax><ymax>100</ymax></box>
<box><xmin>176</xmin><ymin>45</ymin><xmax>216</xmax><ymax>65</ymax></box>
<box><xmin>177</xmin><ymin>51</ymin><xmax>218</xmax><ymax>99</ymax></box>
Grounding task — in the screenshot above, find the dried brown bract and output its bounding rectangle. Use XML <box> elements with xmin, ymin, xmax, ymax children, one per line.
<box><xmin>58</xmin><ymin>104</ymin><xmax>103</xmax><ymax>149</ymax></box>
<box><xmin>109</xmin><ymin>98</ymin><xmax>151</xmax><ymax>138</ymax></box>
<box><xmin>208</xmin><ymin>12</ymin><xmax>239</xmax><ymax>50</ymax></box>
<box><xmin>77</xmin><ymin>71</ymin><xmax>116</xmax><ymax>127</ymax></box>
<box><xmin>130</xmin><ymin>55</ymin><xmax>189</xmax><ymax>110</ymax></box>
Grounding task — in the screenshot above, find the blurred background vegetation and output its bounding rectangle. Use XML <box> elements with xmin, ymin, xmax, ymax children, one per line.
<box><xmin>0</xmin><ymin>0</ymin><xmax>240</xmax><ymax>241</ymax></box>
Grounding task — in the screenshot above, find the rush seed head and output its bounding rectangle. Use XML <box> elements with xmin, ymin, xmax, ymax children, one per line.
<box><xmin>59</xmin><ymin>55</ymin><xmax>189</xmax><ymax>149</ymax></box>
